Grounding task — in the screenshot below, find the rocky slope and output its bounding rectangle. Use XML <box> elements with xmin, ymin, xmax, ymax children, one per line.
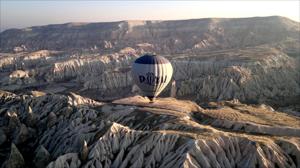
<box><xmin>0</xmin><ymin>16</ymin><xmax>299</xmax><ymax>53</ymax></box>
<box><xmin>0</xmin><ymin>48</ymin><xmax>139</xmax><ymax>99</ymax></box>
<box><xmin>0</xmin><ymin>16</ymin><xmax>299</xmax><ymax>107</ymax></box>
<box><xmin>0</xmin><ymin>17</ymin><xmax>299</xmax><ymax>116</ymax></box>
<box><xmin>172</xmin><ymin>45</ymin><xmax>300</xmax><ymax>106</ymax></box>
<box><xmin>0</xmin><ymin>90</ymin><xmax>299</xmax><ymax>168</ymax></box>
<box><xmin>0</xmin><ymin>15</ymin><xmax>299</xmax><ymax>168</ymax></box>
<box><xmin>1</xmin><ymin>44</ymin><xmax>299</xmax><ymax>107</ymax></box>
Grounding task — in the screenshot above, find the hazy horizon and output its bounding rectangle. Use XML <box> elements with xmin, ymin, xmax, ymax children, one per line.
<box><xmin>1</xmin><ymin>1</ymin><xmax>299</xmax><ymax>31</ymax></box>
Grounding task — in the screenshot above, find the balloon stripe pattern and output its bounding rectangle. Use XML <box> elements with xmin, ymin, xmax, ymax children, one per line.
<box><xmin>132</xmin><ymin>54</ymin><xmax>173</xmax><ymax>101</ymax></box>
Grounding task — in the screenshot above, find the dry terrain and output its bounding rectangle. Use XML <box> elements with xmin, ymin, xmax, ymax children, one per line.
<box><xmin>0</xmin><ymin>16</ymin><xmax>299</xmax><ymax>168</ymax></box>
<box><xmin>0</xmin><ymin>91</ymin><xmax>300</xmax><ymax>168</ymax></box>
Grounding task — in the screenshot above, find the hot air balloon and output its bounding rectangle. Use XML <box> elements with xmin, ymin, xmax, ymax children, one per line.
<box><xmin>131</xmin><ymin>54</ymin><xmax>173</xmax><ymax>102</ymax></box>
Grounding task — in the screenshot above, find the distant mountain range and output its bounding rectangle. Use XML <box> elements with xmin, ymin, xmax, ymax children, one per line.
<box><xmin>0</xmin><ymin>16</ymin><xmax>299</xmax><ymax>53</ymax></box>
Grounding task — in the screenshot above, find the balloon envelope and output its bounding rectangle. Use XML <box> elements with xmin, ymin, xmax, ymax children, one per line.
<box><xmin>131</xmin><ymin>54</ymin><xmax>173</xmax><ymax>100</ymax></box>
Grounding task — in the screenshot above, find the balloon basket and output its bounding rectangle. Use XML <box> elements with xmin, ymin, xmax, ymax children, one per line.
<box><xmin>148</xmin><ymin>96</ymin><xmax>155</xmax><ymax>103</ymax></box>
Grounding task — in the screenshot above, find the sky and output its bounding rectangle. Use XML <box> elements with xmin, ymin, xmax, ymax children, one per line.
<box><xmin>0</xmin><ymin>0</ymin><xmax>299</xmax><ymax>31</ymax></box>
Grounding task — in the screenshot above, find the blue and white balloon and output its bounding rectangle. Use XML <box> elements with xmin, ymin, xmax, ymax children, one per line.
<box><xmin>131</xmin><ymin>54</ymin><xmax>173</xmax><ymax>101</ymax></box>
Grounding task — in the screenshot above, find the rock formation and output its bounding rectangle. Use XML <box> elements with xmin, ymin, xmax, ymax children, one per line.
<box><xmin>0</xmin><ymin>16</ymin><xmax>299</xmax><ymax>53</ymax></box>
<box><xmin>0</xmin><ymin>90</ymin><xmax>299</xmax><ymax>167</ymax></box>
<box><xmin>33</xmin><ymin>145</ymin><xmax>51</xmax><ymax>168</ymax></box>
<box><xmin>0</xmin><ymin>16</ymin><xmax>299</xmax><ymax>167</ymax></box>
<box><xmin>0</xmin><ymin>16</ymin><xmax>299</xmax><ymax>106</ymax></box>
<box><xmin>172</xmin><ymin>46</ymin><xmax>300</xmax><ymax>106</ymax></box>
<box><xmin>1</xmin><ymin>44</ymin><xmax>299</xmax><ymax>106</ymax></box>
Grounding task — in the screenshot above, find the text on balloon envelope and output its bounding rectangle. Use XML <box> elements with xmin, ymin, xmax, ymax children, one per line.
<box><xmin>139</xmin><ymin>72</ymin><xmax>167</xmax><ymax>86</ymax></box>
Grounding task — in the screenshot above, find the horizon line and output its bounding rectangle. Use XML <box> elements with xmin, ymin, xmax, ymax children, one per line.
<box><xmin>1</xmin><ymin>15</ymin><xmax>298</xmax><ymax>32</ymax></box>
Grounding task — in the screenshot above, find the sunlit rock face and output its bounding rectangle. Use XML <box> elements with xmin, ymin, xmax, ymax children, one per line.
<box><xmin>2</xmin><ymin>45</ymin><xmax>298</xmax><ymax>106</ymax></box>
<box><xmin>0</xmin><ymin>16</ymin><xmax>299</xmax><ymax>168</ymax></box>
<box><xmin>172</xmin><ymin>46</ymin><xmax>300</xmax><ymax>106</ymax></box>
<box><xmin>0</xmin><ymin>91</ymin><xmax>299</xmax><ymax>167</ymax></box>
<box><xmin>0</xmin><ymin>49</ymin><xmax>139</xmax><ymax>100</ymax></box>
<box><xmin>0</xmin><ymin>16</ymin><xmax>299</xmax><ymax>53</ymax></box>
<box><xmin>0</xmin><ymin>16</ymin><xmax>299</xmax><ymax>105</ymax></box>
<box><xmin>50</xmin><ymin>53</ymin><xmax>135</xmax><ymax>86</ymax></box>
